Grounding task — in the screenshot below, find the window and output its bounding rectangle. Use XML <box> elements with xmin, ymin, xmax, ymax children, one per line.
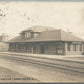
<box><xmin>75</xmin><ymin>44</ymin><xmax>76</xmax><ymax>51</ymax></box>
<box><xmin>80</xmin><ymin>44</ymin><xmax>82</xmax><ymax>51</ymax></box>
<box><xmin>25</xmin><ymin>32</ymin><xmax>31</xmax><ymax>39</ymax></box>
<box><xmin>25</xmin><ymin>32</ymin><xmax>27</xmax><ymax>38</ymax></box>
<box><xmin>77</xmin><ymin>44</ymin><xmax>82</xmax><ymax>51</ymax></box>
<box><xmin>28</xmin><ymin>33</ymin><xmax>31</xmax><ymax>38</ymax></box>
<box><xmin>45</xmin><ymin>45</ymin><xmax>48</xmax><ymax>50</ymax></box>
<box><xmin>73</xmin><ymin>44</ymin><xmax>76</xmax><ymax>51</ymax></box>
<box><xmin>67</xmin><ymin>43</ymin><xmax>71</xmax><ymax>51</ymax></box>
<box><xmin>83</xmin><ymin>44</ymin><xmax>84</xmax><ymax>51</ymax></box>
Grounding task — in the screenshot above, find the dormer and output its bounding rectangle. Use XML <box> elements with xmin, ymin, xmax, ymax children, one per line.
<box><xmin>20</xmin><ymin>30</ymin><xmax>40</xmax><ymax>39</ymax></box>
<box><xmin>20</xmin><ymin>25</ymin><xmax>55</xmax><ymax>40</ymax></box>
<box><xmin>20</xmin><ymin>30</ymin><xmax>32</xmax><ymax>39</ymax></box>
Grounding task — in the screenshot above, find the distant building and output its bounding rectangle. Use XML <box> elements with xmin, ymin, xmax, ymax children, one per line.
<box><xmin>8</xmin><ymin>25</ymin><xmax>84</xmax><ymax>55</ymax></box>
<box><xmin>0</xmin><ymin>34</ymin><xmax>9</xmax><ymax>52</ymax></box>
<box><xmin>0</xmin><ymin>34</ymin><xmax>9</xmax><ymax>42</ymax></box>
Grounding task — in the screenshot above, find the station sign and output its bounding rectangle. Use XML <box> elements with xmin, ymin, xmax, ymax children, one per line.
<box><xmin>19</xmin><ymin>43</ymin><xmax>25</xmax><ymax>44</ymax></box>
<box><xmin>72</xmin><ymin>42</ymin><xmax>82</xmax><ymax>44</ymax></box>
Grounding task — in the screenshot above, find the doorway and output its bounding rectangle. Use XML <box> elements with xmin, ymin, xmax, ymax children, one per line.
<box><xmin>56</xmin><ymin>43</ymin><xmax>64</xmax><ymax>55</ymax></box>
<box><xmin>40</xmin><ymin>45</ymin><xmax>45</xmax><ymax>54</ymax></box>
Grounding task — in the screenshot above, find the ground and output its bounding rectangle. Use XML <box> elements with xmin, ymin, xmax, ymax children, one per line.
<box><xmin>0</xmin><ymin>65</ymin><xmax>39</xmax><ymax>83</ymax></box>
<box><xmin>0</xmin><ymin>52</ymin><xmax>84</xmax><ymax>83</ymax></box>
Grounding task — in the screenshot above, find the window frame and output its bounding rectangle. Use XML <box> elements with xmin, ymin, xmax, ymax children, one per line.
<box><xmin>67</xmin><ymin>43</ymin><xmax>71</xmax><ymax>51</ymax></box>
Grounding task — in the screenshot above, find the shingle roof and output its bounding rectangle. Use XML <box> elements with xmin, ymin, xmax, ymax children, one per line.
<box><xmin>8</xmin><ymin>29</ymin><xmax>84</xmax><ymax>43</ymax></box>
<box><xmin>22</xmin><ymin>25</ymin><xmax>55</xmax><ymax>32</ymax></box>
<box><xmin>8</xmin><ymin>36</ymin><xmax>23</xmax><ymax>43</ymax></box>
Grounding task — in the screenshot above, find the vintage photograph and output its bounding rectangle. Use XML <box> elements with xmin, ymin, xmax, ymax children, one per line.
<box><xmin>0</xmin><ymin>1</ymin><xmax>84</xmax><ymax>83</ymax></box>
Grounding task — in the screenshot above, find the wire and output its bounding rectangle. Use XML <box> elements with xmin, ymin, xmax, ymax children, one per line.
<box><xmin>72</xmin><ymin>32</ymin><xmax>84</xmax><ymax>36</ymax></box>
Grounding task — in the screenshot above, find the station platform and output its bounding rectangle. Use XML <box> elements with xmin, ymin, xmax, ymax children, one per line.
<box><xmin>0</xmin><ymin>52</ymin><xmax>84</xmax><ymax>63</ymax></box>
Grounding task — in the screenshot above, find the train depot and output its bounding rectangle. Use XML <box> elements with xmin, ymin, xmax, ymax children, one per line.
<box><xmin>8</xmin><ymin>25</ymin><xmax>84</xmax><ymax>55</ymax></box>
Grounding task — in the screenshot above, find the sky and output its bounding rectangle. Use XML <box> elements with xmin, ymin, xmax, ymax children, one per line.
<box><xmin>0</xmin><ymin>1</ymin><xmax>84</xmax><ymax>39</ymax></box>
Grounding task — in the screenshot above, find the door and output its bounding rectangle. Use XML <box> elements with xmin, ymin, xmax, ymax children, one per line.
<box><xmin>40</xmin><ymin>45</ymin><xmax>45</xmax><ymax>54</ymax></box>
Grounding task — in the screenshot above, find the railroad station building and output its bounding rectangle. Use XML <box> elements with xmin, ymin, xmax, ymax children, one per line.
<box><xmin>8</xmin><ymin>25</ymin><xmax>84</xmax><ymax>55</ymax></box>
<box><xmin>0</xmin><ymin>34</ymin><xmax>9</xmax><ymax>52</ymax></box>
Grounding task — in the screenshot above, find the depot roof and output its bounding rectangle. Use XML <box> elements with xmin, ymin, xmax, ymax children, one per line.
<box><xmin>8</xmin><ymin>29</ymin><xmax>84</xmax><ymax>43</ymax></box>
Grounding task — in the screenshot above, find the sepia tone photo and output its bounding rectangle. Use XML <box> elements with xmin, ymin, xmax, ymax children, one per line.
<box><xmin>0</xmin><ymin>1</ymin><xmax>84</xmax><ymax>83</ymax></box>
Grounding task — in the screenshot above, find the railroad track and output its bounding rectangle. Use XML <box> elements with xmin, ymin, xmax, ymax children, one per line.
<box><xmin>0</xmin><ymin>53</ymin><xmax>84</xmax><ymax>68</ymax></box>
<box><xmin>0</xmin><ymin>53</ymin><xmax>84</xmax><ymax>77</ymax></box>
